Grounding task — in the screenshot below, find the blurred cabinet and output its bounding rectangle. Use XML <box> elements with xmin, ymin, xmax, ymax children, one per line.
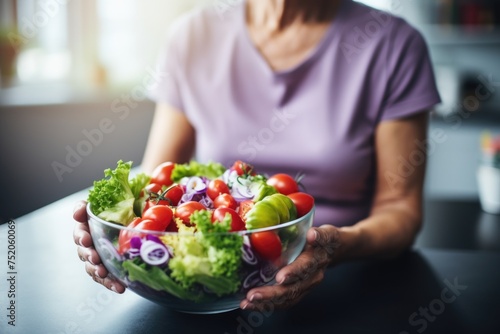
<box><xmin>395</xmin><ymin>0</ymin><xmax>500</xmax><ymax>117</ymax></box>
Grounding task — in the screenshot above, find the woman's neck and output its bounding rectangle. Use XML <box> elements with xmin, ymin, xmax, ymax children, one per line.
<box><xmin>246</xmin><ymin>0</ymin><xmax>341</xmax><ymax>32</ymax></box>
<box><xmin>247</xmin><ymin>0</ymin><xmax>286</xmax><ymax>32</ymax></box>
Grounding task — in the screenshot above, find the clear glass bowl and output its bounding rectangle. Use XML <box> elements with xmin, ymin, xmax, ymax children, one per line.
<box><xmin>87</xmin><ymin>204</ymin><xmax>314</xmax><ymax>314</ymax></box>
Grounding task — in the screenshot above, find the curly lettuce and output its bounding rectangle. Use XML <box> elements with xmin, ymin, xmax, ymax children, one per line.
<box><xmin>166</xmin><ymin>210</ymin><xmax>243</xmax><ymax>296</ymax></box>
<box><xmin>87</xmin><ymin>160</ymin><xmax>150</xmax><ymax>225</ymax></box>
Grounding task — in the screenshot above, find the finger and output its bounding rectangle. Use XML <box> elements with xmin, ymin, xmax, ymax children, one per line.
<box><xmin>77</xmin><ymin>246</ymin><xmax>102</xmax><ymax>265</ymax></box>
<box><xmin>306</xmin><ymin>226</ymin><xmax>340</xmax><ymax>262</ymax></box>
<box><xmin>240</xmin><ymin>283</ymin><xmax>290</xmax><ymax>310</ymax></box>
<box><xmin>275</xmin><ymin>248</ymin><xmax>321</xmax><ymax>285</ymax></box>
<box><xmin>73</xmin><ymin>223</ymin><xmax>93</xmax><ymax>247</ymax></box>
<box><xmin>242</xmin><ymin>271</ymin><xmax>324</xmax><ymax>310</ymax></box>
<box><xmin>308</xmin><ymin>225</ymin><xmax>340</xmax><ymax>251</ymax></box>
<box><xmin>276</xmin><ymin>247</ymin><xmax>330</xmax><ymax>284</ymax></box>
<box><xmin>73</xmin><ymin>200</ymin><xmax>88</xmax><ymax>223</ymax></box>
<box><xmin>84</xmin><ymin>262</ymin><xmax>126</xmax><ymax>294</ymax></box>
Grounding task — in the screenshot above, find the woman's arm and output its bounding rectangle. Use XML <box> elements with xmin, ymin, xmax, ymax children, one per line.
<box><xmin>335</xmin><ymin>112</ymin><xmax>428</xmax><ymax>263</ymax></box>
<box><xmin>141</xmin><ymin>103</ymin><xmax>196</xmax><ymax>173</ymax></box>
<box><xmin>241</xmin><ymin>112</ymin><xmax>429</xmax><ymax>310</ymax></box>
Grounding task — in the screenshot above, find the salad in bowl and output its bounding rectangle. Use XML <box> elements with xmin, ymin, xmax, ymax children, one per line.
<box><xmin>86</xmin><ymin>160</ymin><xmax>315</xmax><ymax>313</ymax></box>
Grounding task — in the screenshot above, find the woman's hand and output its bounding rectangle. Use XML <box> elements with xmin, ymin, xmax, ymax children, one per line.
<box><xmin>240</xmin><ymin>225</ymin><xmax>341</xmax><ymax>310</ymax></box>
<box><xmin>72</xmin><ymin>200</ymin><xmax>126</xmax><ymax>294</ymax></box>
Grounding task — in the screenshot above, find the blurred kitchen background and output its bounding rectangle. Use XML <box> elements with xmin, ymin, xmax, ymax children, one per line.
<box><xmin>0</xmin><ymin>0</ymin><xmax>499</xmax><ymax>221</ymax></box>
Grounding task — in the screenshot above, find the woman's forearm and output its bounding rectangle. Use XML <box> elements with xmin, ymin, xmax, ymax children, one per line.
<box><xmin>333</xmin><ymin>203</ymin><xmax>422</xmax><ymax>265</ymax></box>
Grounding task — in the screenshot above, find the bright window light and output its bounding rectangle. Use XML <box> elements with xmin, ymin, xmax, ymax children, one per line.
<box><xmin>354</xmin><ymin>0</ymin><xmax>392</xmax><ymax>11</ymax></box>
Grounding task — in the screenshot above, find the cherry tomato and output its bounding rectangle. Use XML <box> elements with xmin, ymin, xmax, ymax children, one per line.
<box><xmin>231</xmin><ymin>160</ymin><xmax>255</xmax><ymax>176</ymax></box>
<box><xmin>142</xmin><ymin>205</ymin><xmax>173</xmax><ymax>230</ymax></box>
<box><xmin>142</xmin><ymin>198</ymin><xmax>169</xmax><ymax>214</ymax></box>
<box><xmin>287</xmin><ymin>192</ymin><xmax>314</xmax><ymax>217</ymax></box>
<box><xmin>151</xmin><ymin>162</ymin><xmax>175</xmax><ymax>187</ymax></box>
<box><xmin>212</xmin><ymin>207</ymin><xmax>246</xmax><ymax>232</ymax></box>
<box><xmin>267</xmin><ymin>173</ymin><xmax>299</xmax><ymax>195</ymax></box>
<box><xmin>145</xmin><ymin>182</ymin><xmax>162</xmax><ymax>194</ymax></box>
<box><xmin>207</xmin><ymin>179</ymin><xmax>230</xmax><ymax>200</ymax></box>
<box><xmin>118</xmin><ymin>217</ymin><xmax>142</xmax><ymax>254</ymax></box>
<box><xmin>237</xmin><ymin>200</ymin><xmax>254</xmax><ymax>222</ymax></box>
<box><xmin>135</xmin><ymin>218</ymin><xmax>167</xmax><ymax>232</ymax></box>
<box><xmin>213</xmin><ymin>193</ymin><xmax>238</xmax><ymax>210</ymax></box>
<box><xmin>175</xmin><ymin>201</ymin><xmax>207</xmax><ymax>225</ymax></box>
<box><xmin>143</xmin><ymin>185</ymin><xmax>184</xmax><ymax>213</ymax></box>
<box><xmin>250</xmin><ymin>231</ymin><xmax>282</xmax><ymax>261</ymax></box>
<box><xmin>164</xmin><ymin>184</ymin><xmax>184</xmax><ymax>206</ymax></box>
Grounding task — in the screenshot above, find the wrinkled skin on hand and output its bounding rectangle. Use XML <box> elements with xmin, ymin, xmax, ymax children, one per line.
<box><xmin>240</xmin><ymin>225</ymin><xmax>340</xmax><ymax>310</ymax></box>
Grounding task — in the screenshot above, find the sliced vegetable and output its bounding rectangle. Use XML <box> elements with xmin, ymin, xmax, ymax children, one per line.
<box><xmin>139</xmin><ymin>240</ymin><xmax>170</xmax><ymax>266</ymax></box>
<box><xmin>244</xmin><ymin>200</ymin><xmax>280</xmax><ymax>230</ymax></box>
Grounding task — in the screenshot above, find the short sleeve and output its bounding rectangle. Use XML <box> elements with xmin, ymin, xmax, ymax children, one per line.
<box><xmin>381</xmin><ymin>24</ymin><xmax>441</xmax><ymax>121</ymax></box>
<box><xmin>146</xmin><ymin>24</ymin><xmax>184</xmax><ymax>112</ymax></box>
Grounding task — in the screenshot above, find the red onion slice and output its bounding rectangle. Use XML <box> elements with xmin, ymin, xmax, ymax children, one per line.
<box><xmin>140</xmin><ymin>240</ymin><xmax>170</xmax><ymax>266</ymax></box>
<box><xmin>241</xmin><ymin>236</ymin><xmax>258</xmax><ymax>265</ymax></box>
<box><xmin>260</xmin><ymin>263</ymin><xmax>278</xmax><ymax>283</ymax></box>
<box><xmin>243</xmin><ymin>270</ymin><xmax>262</xmax><ymax>289</ymax></box>
<box><xmin>186</xmin><ymin>176</ymin><xmax>207</xmax><ymax>194</ymax></box>
<box><xmin>231</xmin><ymin>181</ymin><xmax>254</xmax><ymax>201</ymax></box>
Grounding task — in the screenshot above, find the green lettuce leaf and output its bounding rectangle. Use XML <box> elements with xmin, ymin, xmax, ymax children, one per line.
<box><xmin>170</xmin><ymin>161</ymin><xmax>226</xmax><ymax>183</ymax></box>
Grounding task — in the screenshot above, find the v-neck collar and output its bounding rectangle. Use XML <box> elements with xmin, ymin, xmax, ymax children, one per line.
<box><xmin>238</xmin><ymin>0</ymin><xmax>350</xmax><ymax>78</ymax></box>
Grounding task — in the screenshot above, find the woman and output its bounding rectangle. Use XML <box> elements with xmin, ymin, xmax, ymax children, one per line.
<box><xmin>73</xmin><ymin>0</ymin><xmax>440</xmax><ymax>310</ymax></box>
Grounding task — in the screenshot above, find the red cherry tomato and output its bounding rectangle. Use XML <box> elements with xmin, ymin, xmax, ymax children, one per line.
<box><xmin>250</xmin><ymin>231</ymin><xmax>282</xmax><ymax>261</ymax></box>
<box><xmin>164</xmin><ymin>184</ymin><xmax>184</xmax><ymax>206</ymax></box>
<box><xmin>213</xmin><ymin>193</ymin><xmax>237</xmax><ymax>210</ymax></box>
<box><xmin>267</xmin><ymin>173</ymin><xmax>299</xmax><ymax>195</ymax></box>
<box><xmin>151</xmin><ymin>162</ymin><xmax>175</xmax><ymax>187</ymax></box>
<box><xmin>207</xmin><ymin>179</ymin><xmax>230</xmax><ymax>200</ymax></box>
<box><xmin>142</xmin><ymin>205</ymin><xmax>173</xmax><ymax>231</ymax></box>
<box><xmin>143</xmin><ymin>184</ymin><xmax>184</xmax><ymax>213</ymax></box>
<box><xmin>231</xmin><ymin>160</ymin><xmax>255</xmax><ymax>176</ymax></box>
<box><xmin>237</xmin><ymin>200</ymin><xmax>254</xmax><ymax>222</ymax></box>
<box><xmin>212</xmin><ymin>207</ymin><xmax>246</xmax><ymax>232</ymax></box>
<box><xmin>118</xmin><ymin>217</ymin><xmax>142</xmax><ymax>254</ymax></box>
<box><xmin>175</xmin><ymin>201</ymin><xmax>207</xmax><ymax>225</ymax></box>
<box><xmin>142</xmin><ymin>198</ymin><xmax>169</xmax><ymax>214</ymax></box>
<box><xmin>287</xmin><ymin>192</ymin><xmax>314</xmax><ymax>217</ymax></box>
<box><xmin>145</xmin><ymin>182</ymin><xmax>162</xmax><ymax>194</ymax></box>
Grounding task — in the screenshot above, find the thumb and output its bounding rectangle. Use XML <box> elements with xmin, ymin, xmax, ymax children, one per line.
<box><xmin>73</xmin><ymin>200</ymin><xmax>88</xmax><ymax>223</ymax></box>
<box><xmin>307</xmin><ymin>225</ymin><xmax>340</xmax><ymax>250</ymax></box>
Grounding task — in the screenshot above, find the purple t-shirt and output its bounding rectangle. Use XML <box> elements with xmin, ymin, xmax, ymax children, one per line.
<box><xmin>148</xmin><ymin>0</ymin><xmax>441</xmax><ymax>227</ymax></box>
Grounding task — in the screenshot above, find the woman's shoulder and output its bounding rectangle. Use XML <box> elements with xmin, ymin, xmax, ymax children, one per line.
<box><xmin>341</xmin><ymin>0</ymin><xmax>425</xmax><ymax>45</ymax></box>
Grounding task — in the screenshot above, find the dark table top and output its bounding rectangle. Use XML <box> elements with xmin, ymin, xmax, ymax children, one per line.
<box><xmin>1</xmin><ymin>190</ymin><xmax>499</xmax><ymax>334</ymax></box>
